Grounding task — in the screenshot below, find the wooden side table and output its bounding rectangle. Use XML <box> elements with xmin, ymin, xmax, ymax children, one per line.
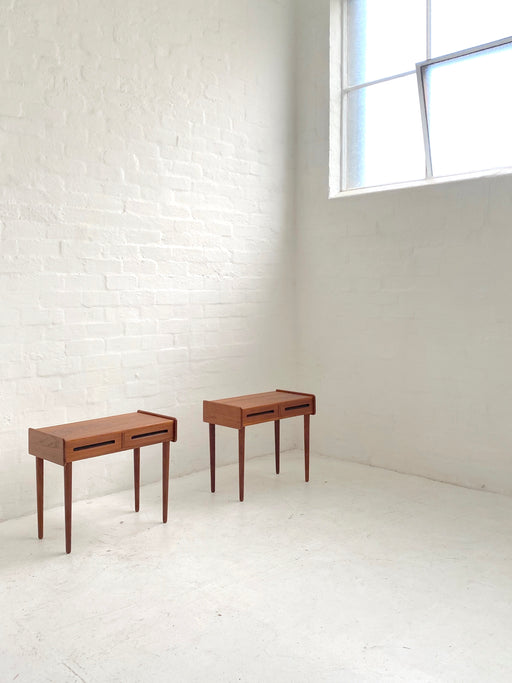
<box><xmin>203</xmin><ymin>389</ymin><xmax>316</xmax><ymax>501</ymax></box>
<box><xmin>28</xmin><ymin>410</ymin><xmax>177</xmax><ymax>553</ymax></box>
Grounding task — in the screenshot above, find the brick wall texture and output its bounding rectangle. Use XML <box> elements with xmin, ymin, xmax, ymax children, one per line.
<box><xmin>0</xmin><ymin>0</ymin><xmax>297</xmax><ymax>519</ymax></box>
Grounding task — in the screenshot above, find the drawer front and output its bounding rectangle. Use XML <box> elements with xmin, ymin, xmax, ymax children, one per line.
<box><xmin>67</xmin><ymin>435</ymin><xmax>122</xmax><ymax>461</ymax></box>
<box><xmin>279</xmin><ymin>399</ymin><xmax>314</xmax><ymax>419</ymax></box>
<box><xmin>122</xmin><ymin>422</ymin><xmax>174</xmax><ymax>450</ymax></box>
<box><xmin>242</xmin><ymin>405</ymin><xmax>278</xmax><ymax>426</ymax></box>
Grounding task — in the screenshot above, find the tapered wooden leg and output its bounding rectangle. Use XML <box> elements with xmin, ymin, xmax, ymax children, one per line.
<box><xmin>133</xmin><ymin>448</ymin><xmax>140</xmax><ymax>512</ymax></box>
<box><xmin>64</xmin><ymin>463</ymin><xmax>72</xmax><ymax>554</ymax></box>
<box><xmin>209</xmin><ymin>423</ymin><xmax>216</xmax><ymax>493</ymax></box>
<box><xmin>274</xmin><ymin>420</ymin><xmax>280</xmax><ymax>474</ymax></box>
<box><xmin>238</xmin><ymin>427</ymin><xmax>245</xmax><ymax>502</ymax></box>
<box><xmin>36</xmin><ymin>457</ymin><xmax>44</xmax><ymax>539</ymax></box>
<box><xmin>304</xmin><ymin>414</ymin><xmax>310</xmax><ymax>483</ymax></box>
<box><xmin>162</xmin><ymin>441</ymin><xmax>170</xmax><ymax>523</ymax></box>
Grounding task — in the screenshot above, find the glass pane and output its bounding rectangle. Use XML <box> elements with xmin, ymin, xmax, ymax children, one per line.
<box><xmin>425</xmin><ymin>42</ymin><xmax>512</xmax><ymax>177</ymax></box>
<box><xmin>345</xmin><ymin>75</ymin><xmax>426</xmax><ymax>189</ymax></box>
<box><xmin>431</xmin><ymin>0</ymin><xmax>512</xmax><ymax>57</ymax></box>
<box><xmin>347</xmin><ymin>0</ymin><xmax>426</xmax><ymax>85</ymax></box>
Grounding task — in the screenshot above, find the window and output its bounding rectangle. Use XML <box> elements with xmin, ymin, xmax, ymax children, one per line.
<box><xmin>333</xmin><ymin>0</ymin><xmax>512</xmax><ymax>194</ymax></box>
<box><xmin>418</xmin><ymin>38</ymin><xmax>512</xmax><ymax>178</ymax></box>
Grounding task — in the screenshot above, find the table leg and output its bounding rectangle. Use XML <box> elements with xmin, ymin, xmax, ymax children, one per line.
<box><xmin>239</xmin><ymin>427</ymin><xmax>245</xmax><ymax>502</ymax></box>
<box><xmin>36</xmin><ymin>457</ymin><xmax>44</xmax><ymax>539</ymax></box>
<box><xmin>162</xmin><ymin>441</ymin><xmax>170</xmax><ymax>523</ymax></box>
<box><xmin>133</xmin><ymin>447</ymin><xmax>140</xmax><ymax>512</ymax></box>
<box><xmin>64</xmin><ymin>462</ymin><xmax>72</xmax><ymax>554</ymax></box>
<box><xmin>209</xmin><ymin>423</ymin><xmax>216</xmax><ymax>493</ymax></box>
<box><xmin>304</xmin><ymin>414</ymin><xmax>310</xmax><ymax>483</ymax></box>
<box><xmin>274</xmin><ymin>420</ymin><xmax>280</xmax><ymax>474</ymax></box>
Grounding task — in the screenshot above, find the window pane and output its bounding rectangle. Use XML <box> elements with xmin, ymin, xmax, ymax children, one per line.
<box><xmin>425</xmin><ymin>42</ymin><xmax>512</xmax><ymax>177</ymax></box>
<box><xmin>431</xmin><ymin>0</ymin><xmax>512</xmax><ymax>56</ymax></box>
<box><xmin>347</xmin><ymin>0</ymin><xmax>426</xmax><ymax>85</ymax></box>
<box><xmin>345</xmin><ymin>76</ymin><xmax>425</xmax><ymax>189</ymax></box>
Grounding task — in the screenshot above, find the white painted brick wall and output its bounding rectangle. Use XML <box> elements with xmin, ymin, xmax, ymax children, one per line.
<box><xmin>0</xmin><ymin>0</ymin><xmax>297</xmax><ymax>520</ymax></box>
<box><xmin>296</xmin><ymin>0</ymin><xmax>512</xmax><ymax>496</ymax></box>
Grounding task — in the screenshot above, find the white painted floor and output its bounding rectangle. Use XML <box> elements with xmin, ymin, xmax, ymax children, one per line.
<box><xmin>1</xmin><ymin>452</ymin><xmax>512</xmax><ymax>682</ymax></box>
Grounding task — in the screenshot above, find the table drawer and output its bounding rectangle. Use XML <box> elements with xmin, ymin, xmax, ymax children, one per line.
<box><xmin>67</xmin><ymin>435</ymin><xmax>122</xmax><ymax>461</ymax></box>
<box><xmin>279</xmin><ymin>398</ymin><xmax>314</xmax><ymax>418</ymax></box>
<box><xmin>122</xmin><ymin>423</ymin><xmax>174</xmax><ymax>449</ymax></box>
<box><xmin>242</xmin><ymin>405</ymin><xmax>278</xmax><ymax>426</ymax></box>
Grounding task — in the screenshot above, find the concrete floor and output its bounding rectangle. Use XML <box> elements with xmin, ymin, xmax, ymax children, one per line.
<box><xmin>1</xmin><ymin>452</ymin><xmax>512</xmax><ymax>683</ymax></box>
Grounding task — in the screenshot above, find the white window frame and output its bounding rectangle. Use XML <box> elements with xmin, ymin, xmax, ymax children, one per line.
<box><xmin>416</xmin><ymin>35</ymin><xmax>512</xmax><ymax>177</ymax></box>
<box><xmin>330</xmin><ymin>0</ymin><xmax>512</xmax><ymax>197</ymax></box>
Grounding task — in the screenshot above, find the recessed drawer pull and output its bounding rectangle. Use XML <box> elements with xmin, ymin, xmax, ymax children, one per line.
<box><xmin>285</xmin><ymin>404</ymin><xmax>310</xmax><ymax>411</ymax></box>
<box><xmin>131</xmin><ymin>429</ymin><xmax>168</xmax><ymax>440</ymax></box>
<box><xmin>247</xmin><ymin>410</ymin><xmax>275</xmax><ymax>418</ymax></box>
<box><xmin>73</xmin><ymin>440</ymin><xmax>116</xmax><ymax>452</ymax></box>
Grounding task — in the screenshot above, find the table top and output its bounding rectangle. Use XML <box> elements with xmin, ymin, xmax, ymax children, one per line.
<box><xmin>29</xmin><ymin>410</ymin><xmax>177</xmax><ymax>464</ymax></box>
<box><xmin>207</xmin><ymin>390</ymin><xmax>312</xmax><ymax>409</ymax></box>
<box><xmin>33</xmin><ymin>411</ymin><xmax>173</xmax><ymax>441</ymax></box>
<box><xmin>203</xmin><ymin>389</ymin><xmax>315</xmax><ymax>428</ymax></box>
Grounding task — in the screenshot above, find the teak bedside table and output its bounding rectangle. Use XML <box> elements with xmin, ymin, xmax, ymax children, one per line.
<box><xmin>28</xmin><ymin>410</ymin><xmax>177</xmax><ymax>553</ymax></box>
<box><xmin>203</xmin><ymin>389</ymin><xmax>316</xmax><ymax>501</ymax></box>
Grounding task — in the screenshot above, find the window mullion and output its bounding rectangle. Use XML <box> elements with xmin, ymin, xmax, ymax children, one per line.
<box><xmin>426</xmin><ymin>0</ymin><xmax>432</xmax><ymax>60</ymax></box>
<box><xmin>416</xmin><ymin>63</ymin><xmax>433</xmax><ymax>177</ymax></box>
<box><xmin>344</xmin><ymin>69</ymin><xmax>417</xmax><ymax>94</ymax></box>
<box><xmin>341</xmin><ymin>0</ymin><xmax>348</xmax><ymax>191</ymax></box>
